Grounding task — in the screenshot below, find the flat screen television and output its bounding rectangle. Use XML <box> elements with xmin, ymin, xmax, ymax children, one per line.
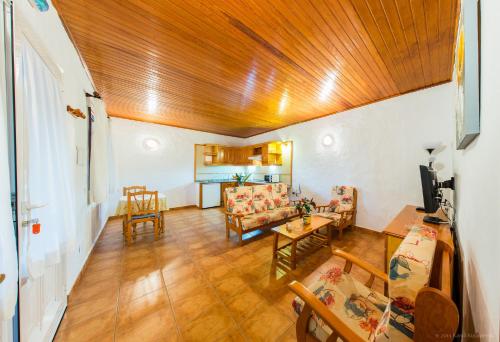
<box><xmin>419</xmin><ymin>165</ymin><xmax>439</xmax><ymax>213</ymax></box>
<box><xmin>419</xmin><ymin>165</ymin><xmax>450</xmax><ymax>224</ymax></box>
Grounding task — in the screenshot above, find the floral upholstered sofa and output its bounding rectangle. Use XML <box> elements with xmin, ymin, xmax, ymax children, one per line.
<box><xmin>289</xmin><ymin>224</ymin><xmax>458</xmax><ymax>341</ymax></box>
<box><xmin>316</xmin><ymin>185</ymin><xmax>357</xmax><ymax>240</ymax></box>
<box><xmin>223</xmin><ymin>183</ymin><xmax>299</xmax><ymax>245</ymax></box>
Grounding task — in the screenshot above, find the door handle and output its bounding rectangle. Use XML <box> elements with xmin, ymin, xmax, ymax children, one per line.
<box><xmin>0</xmin><ymin>274</ymin><xmax>5</xmax><ymax>284</ymax></box>
<box><xmin>23</xmin><ymin>202</ymin><xmax>48</xmax><ymax>211</ymax></box>
<box><xmin>22</xmin><ymin>218</ymin><xmax>39</xmax><ymax>227</ymax></box>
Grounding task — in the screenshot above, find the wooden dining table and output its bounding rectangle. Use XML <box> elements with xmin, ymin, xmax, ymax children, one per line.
<box><xmin>114</xmin><ymin>192</ymin><xmax>169</xmax><ymax>216</ymax></box>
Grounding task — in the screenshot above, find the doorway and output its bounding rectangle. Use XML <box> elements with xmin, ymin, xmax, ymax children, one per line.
<box><xmin>14</xmin><ymin>30</ymin><xmax>76</xmax><ymax>342</ymax></box>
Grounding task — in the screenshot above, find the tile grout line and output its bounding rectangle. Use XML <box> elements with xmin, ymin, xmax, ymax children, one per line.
<box><xmin>154</xmin><ymin>236</ymin><xmax>185</xmax><ymax>341</ymax></box>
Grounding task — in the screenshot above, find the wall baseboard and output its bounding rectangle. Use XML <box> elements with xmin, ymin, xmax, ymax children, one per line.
<box><xmin>353</xmin><ymin>225</ymin><xmax>383</xmax><ymax>235</ymax></box>
<box><xmin>169</xmin><ymin>204</ymin><xmax>198</xmax><ymax>211</ymax></box>
<box><xmin>66</xmin><ymin>216</ymin><xmax>109</xmax><ymax>296</ymax></box>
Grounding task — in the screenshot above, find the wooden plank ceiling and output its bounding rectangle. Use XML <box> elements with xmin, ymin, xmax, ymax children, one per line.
<box><xmin>53</xmin><ymin>0</ymin><xmax>459</xmax><ymax>137</ymax></box>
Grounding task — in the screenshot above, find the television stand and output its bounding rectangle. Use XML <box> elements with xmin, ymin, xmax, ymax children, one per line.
<box><xmin>423</xmin><ymin>215</ymin><xmax>448</xmax><ymax>224</ymax></box>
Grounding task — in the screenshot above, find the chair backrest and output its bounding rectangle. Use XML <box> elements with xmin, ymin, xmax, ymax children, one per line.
<box><xmin>123</xmin><ymin>185</ymin><xmax>146</xmax><ymax>196</ymax></box>
<box><xmin>224</xmin><ymin>186</ymin><xmax>254</xmax><ymax>215</ymax></box>
<box><xmin>377</xmin><ymin>225</ymin><xmax>438</xmax><ymax>341</ymax></box>
<box><xmin>127</xmin><ymin>190</ymin><xmax>159</xmax><ymax>217</ymax></box>
<box><xmin>329</xmin><ymin>186</ymin><xmax>356</xmax><ymax>212</ymax></box>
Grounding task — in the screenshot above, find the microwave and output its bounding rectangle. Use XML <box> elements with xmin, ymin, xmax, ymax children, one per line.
<box><xmin>264</xmin><ymin>174</ymin><xmax>280</xmax><ymax>183</ymax></box>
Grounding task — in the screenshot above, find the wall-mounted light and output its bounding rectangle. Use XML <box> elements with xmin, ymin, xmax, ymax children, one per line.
<box><xmin>143</xmin><ymin>138</ymin><xmax>160</xmax><ymax>151</ymax></box>
<box><xmin>322</xmin><ymin>135</ymin><xmax>333</xmax><ymax>146</ymax></box>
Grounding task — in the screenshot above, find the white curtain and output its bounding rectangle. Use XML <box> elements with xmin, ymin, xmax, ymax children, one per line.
<box><xmin>19</xmin><ymin>39</ymin><xmax>76</xmax><ymax>278</ymax></box>
<box><xmin>0</xmin><ymin>81</ymin><xmax>18</xmax><ymax>321</ymax></box>
<box><xmin>89</xmin><ymin>98</ymin><xmax>110</xmax><ymax>204</ymax></box>
<box><xmin>107</xmin><ymin>118</ymin><xmax>118</xmax><ymax>195</ymax></box>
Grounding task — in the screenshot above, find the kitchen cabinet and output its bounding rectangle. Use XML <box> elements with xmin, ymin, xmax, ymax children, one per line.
<box><xmin>202</xmin><ymin>141</ymin><xmax>283</xmax><ymax>166</ymax></box>
<box><xmin>249</xmin><ymin>142</ymin><xmax>283</xmax><ymax>166</ymax></box>
<box><xmin>203</xmin><ymin>144</ymin><xmax>223</xmax><ymax>165</ymax></box>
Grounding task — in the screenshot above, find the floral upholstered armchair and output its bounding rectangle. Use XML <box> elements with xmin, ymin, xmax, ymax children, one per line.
<box><xmin>316</xmin><ymin>186</ymin><xmax>357</xmax><ymax>239</ymax></box>
<box><xmin>289</xmin><ymin>225</ymin><xmax>458</xmax><ymax>342</ymax></box>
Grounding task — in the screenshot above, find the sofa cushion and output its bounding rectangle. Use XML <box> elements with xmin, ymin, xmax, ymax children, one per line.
<box><xmin>268</xmin><ymin>206</ymin><xmax>298</xmax><ymax>221</ymax></box>
<box><xmin>328</xmin><ymin>186</ymin><xmax>355</xmax><ymax>213</ymax></box>
<box><xmin>379</xmin><ymin>225</ymin><xmax>437</xmax><ymax>341</ymax></box>
<box><xmin>240</xmin><ymin>212</ymin><xmax>272</xmax><ymax>230</ymax></box>
<box><xmin>272</xmin><ymin>183</ymin><xmax>290</xmax><ymax>208</ymax></box>
<box><xmin>292</xmin><ymin>266</ymin><xmax>389</xmax><ymax>341</ymax></box>
<box><xmin>225</xmin><ymin>186</ymin><xmax>254</xmax><ymax>215</ymax></box>
<box><xmin>252</xmin><ymin>184</ymin><xmax>275</xmax><ymax>213</ymax></box>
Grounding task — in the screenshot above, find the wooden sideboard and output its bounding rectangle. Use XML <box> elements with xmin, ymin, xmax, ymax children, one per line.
<box><xmin>383</xmin><ymin>205</ymin><xmax>454</xmax><ymax>287</ymax></box>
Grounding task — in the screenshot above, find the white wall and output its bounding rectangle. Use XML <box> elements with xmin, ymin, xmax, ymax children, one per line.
<box><xmin>452</xmin><ymin>0</ymin><xmax>500</xmax><ymax>339</ymax></box>
<box><xmin>246</xmin><ymin>84</ymin><xmax>455</xmax><ymax>230</ymax></box>
<box><xmin>110</xmin><ymin>118</ymin><xmax>244</xmax><ymax>208</ymax></box>
<box><xmin>112</xmin><ymin>84</ymin><xmax>455</xmax><ymax>231</ymax></box>
<box><xmin>15</xmin><ymin>1</ymin><xmax>111</xmax><ymax>291</ymax></box>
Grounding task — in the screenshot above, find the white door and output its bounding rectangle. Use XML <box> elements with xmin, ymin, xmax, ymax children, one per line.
<box><xmin>15</xmin><ymin>36</ymin><xmax>68</xmax><ymax>342</ymax></box>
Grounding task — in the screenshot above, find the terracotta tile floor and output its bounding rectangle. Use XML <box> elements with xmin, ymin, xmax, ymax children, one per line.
<box><xmin>55</xmin><ymin>208</ymin><xmax>385</xmax><ymax>342</ymax></box>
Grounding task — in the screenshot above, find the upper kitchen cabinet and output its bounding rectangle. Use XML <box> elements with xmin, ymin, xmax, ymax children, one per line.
<box><xmin>202</xmin><ymin>141</ymin><xmax>283</xmax><ymax>166</ymax></box>
<box><xmin>203</xmin><ymin>144</ymin><xmax>222</xmax><ymax>165</ymax></box>
<box><xmin>249</xmin><ymin>142</ymin><xmax>283</xmax><ymax>166</ymax></box>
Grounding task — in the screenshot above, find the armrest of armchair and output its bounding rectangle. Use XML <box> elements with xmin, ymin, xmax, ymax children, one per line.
<box><xmin>332</xmin><ymin>249</ymin><xmax>388</xmax><ymax>286</ymax></box>
<box><xmin>315</xmin><ymin>204</ymin><xmax>330</xmax><ymax>213</ymax></box>
<box><xmin>289</xmin><ymin>281</ymin><xmax>365</xmax><ymax>342</ymax></box>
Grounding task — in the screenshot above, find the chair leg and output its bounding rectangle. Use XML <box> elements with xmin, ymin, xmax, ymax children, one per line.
<box><xmin>125</xmin><ymin>222</ymin><xmax>132</xmax><ymax>245</ymax></box>
<box><xmin>154</xmin><ymin>218</ymin><xmax>159</xmax><ymax>240</ymax></box>
<box><xmin>160</xmin><ymin>213</ymin><xmax>165</xmax><ymax>234</ymax></box>
<box><xmin>338</xmin><ymin>227</ymin><xmax>343</xmax><ymax>240</ymax></box>
<box><xmin>238</xmin><ymin>232</ymin><xmax>243</xmax><ymax>246</ymax></box>
<box><xmin>226</xmin><ymin>223</ymin><xmax>230</xmax><ymax>240</ymax></box>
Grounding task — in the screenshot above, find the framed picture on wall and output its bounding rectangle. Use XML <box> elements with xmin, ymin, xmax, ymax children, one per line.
<box><xmin>455</xmin><ymin>0</ymin><xmax>480</xmax><ymax>150</ymax></box>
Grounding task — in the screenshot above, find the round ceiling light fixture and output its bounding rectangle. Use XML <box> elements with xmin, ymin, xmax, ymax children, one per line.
<box><xmin>143</xmin><ymin>138</ymin><xmax>160</xmax><ymax>151</ymax></box>
<box><xmin>322</xmin><ymin>134</ymin><xmax>333</xmax><ymax>146</ymax></box>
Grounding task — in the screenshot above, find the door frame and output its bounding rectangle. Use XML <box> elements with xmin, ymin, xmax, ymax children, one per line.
<box><xmin>2</xmin><ymin>0</ymin><xmax>19</xmax><ymax>341</ymax></box>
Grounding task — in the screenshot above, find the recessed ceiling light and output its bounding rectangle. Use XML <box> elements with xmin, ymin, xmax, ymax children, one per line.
<box><xmin>322</xmin><ymin>135</ymin><xmax>333</xmax><ymax>146</ymax></box>
<box><xmin>143</xmin><ymin>138</ymin><xmax>160</xmax><ymax>151</ymax></box>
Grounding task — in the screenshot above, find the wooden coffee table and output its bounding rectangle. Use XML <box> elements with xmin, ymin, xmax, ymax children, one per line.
<box><xmin>272</xmin><ymin>215</ymin><xmax>333</xmax><ymax>269</ymax></box>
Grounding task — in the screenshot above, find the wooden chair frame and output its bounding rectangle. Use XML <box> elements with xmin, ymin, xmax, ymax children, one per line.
<box><xmin>289</xmin><ymin>244</ymin><xmax>458</xmax><ymax>342</ymax></box>
<box><xmin>123</xmin><ymin>185</ymin><xmax>146</xmax><ymax>196</ymax></box>
<box><xmin>223</xmin><ymin>191</ymin><xmax>299</xmax><ymax>246</ymax></box>
<box><xmin>122</xmin><ymin>185</ymin><xmax>147</xmax><ymax>236</ymax></box>
<box><xmin>315</xmin><ymin>188</ymin><xmax>357</xmax><ymax>240</ymax></box>
<box><xmin>125</xmin><ymin>190</ymin><xmax>160</xmax><ymax>244</ymax></box>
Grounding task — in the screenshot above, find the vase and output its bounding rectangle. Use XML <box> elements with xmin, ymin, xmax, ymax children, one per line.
<box><xmin>303</xmin><ymin>214</ymin><xmax>311</xmax><ymax>225</ymax></box>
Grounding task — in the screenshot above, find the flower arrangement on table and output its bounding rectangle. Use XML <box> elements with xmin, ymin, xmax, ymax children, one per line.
<box><xmin>232</xmin><ymin>173</ymin><xmax>251</xmax><ymax>186</ymax></box>
<box><xmin>295</xmin><ymin>197</ymin><xmax>316</xmax><ymax>225</ymax></box>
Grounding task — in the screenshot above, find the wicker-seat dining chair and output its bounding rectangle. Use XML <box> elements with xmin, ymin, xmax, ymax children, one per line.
<box><xmin>124</xmin><ymin>190</ymin><xmax>162</xmax><ymax>244</ymax></box>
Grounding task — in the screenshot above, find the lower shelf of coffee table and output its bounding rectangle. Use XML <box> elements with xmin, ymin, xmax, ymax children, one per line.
<box><xmin>274</xmin><ymin>232</ymin><xmax>330</xmax><ymax>268</ymax></box>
